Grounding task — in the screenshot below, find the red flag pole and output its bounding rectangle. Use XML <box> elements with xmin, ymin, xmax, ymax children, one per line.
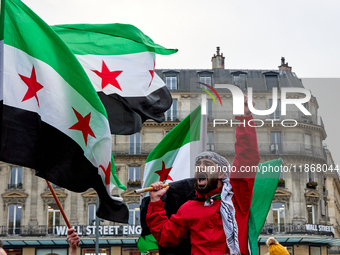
<box><xmin>46</xmin><ymin>180</ymin><xmax>71</xmax><ymax>229</ymax></box>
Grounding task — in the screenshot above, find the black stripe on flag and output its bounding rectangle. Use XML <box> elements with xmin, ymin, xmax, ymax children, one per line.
<box><xmin>0</xmin><ymin>102</ymin><xmax>129</xmax><ymax>223</ymax></box>
<box><xmin>98</xmin><ymin>85</ymin><xmax>172</xmax><ymax>135</ymax></box>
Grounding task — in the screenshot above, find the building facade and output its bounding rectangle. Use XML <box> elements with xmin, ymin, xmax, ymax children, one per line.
<box><xmin>1</xmin><ymin>49</ymin><xmax>339</xmax><ymax>255</ymax></box>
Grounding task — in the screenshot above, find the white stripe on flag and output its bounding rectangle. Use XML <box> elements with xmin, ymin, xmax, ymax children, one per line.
<box><xmin>3</xmin><ymin>45</ymin><xmax>111</xmax><ymax>169</ymax></box>
<box><xmin>76</xmin><ymin>52</ymin><xmax>165</xmax><ymax>96</ymax></box>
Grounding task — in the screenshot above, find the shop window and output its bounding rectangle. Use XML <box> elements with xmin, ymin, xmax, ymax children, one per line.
<box><xmin>47</xmin><ymin>204</ymin><xmax>61</xmax><ymax>234</ymax></box>
<box><xmin>88</xmin><ymin>204</ymin><xmax>96</xmax><ymax>225</ymax></box>
<box><xmin>285</xmin><ymin>246</ymin><xmax>293</xmax><ymax>255</ymax></box>
<box><xmin>4</xmin><ymin>249</ymin><xmax>22</xmax><ymax>255</ymax></box>
<box><xmin>122</xmin><ymin>247</ymin><xmax>142</xmax><ymax>255</ymax></box>
<box><xmin>83</xmin><ymin>248</ymin><xmax>109</xmax><ymax>255</ymax></box>
<box><xmin>309</xmin><ymin>246</ymin><xmax>321</xmax><ymax>255</ymax></box>
<box><xmin>36</xmin><ymin>248</ymin><xmax>67</xmax><ymax>255</ymax></box>
<box><xmin>128</xmin><ymin>203</ymin><xmax>140</xmax><ymax>225</ymax></box>
<box><xmin>129</xmin><ymin>133</ymin><xmax>141</xmax><ymax>155</ymax></box>
<box><xmin>8</xmin><ymin>204</ymin><xmax>21</xmax><ymax>235</ymax></box>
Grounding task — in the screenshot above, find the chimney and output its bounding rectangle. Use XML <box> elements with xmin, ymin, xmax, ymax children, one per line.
<box><xmin>278</xmin><ymin>57</ymin><xmax>292</xmax><ymax>71</ymax></box>
<box><xmin>212</xmin><ymin>46</ymin><xmax>225</xmax><ymax>69</ymax></box>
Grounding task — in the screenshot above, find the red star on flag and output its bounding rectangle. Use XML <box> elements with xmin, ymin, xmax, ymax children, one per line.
<box><xmin>69</xmin><ymin>108</ymin><xmax>96</xmax><ymax>145</ymax></box>
<box><xmin>18</xmin><ymin>66</ymin><xmax>44</xmax><ymax>106</ymax></box>
<box><xmin>155</xmin><ymin>161</ymin><xmax>173</xmax><ymax>182</ymax></box>
<box><xmin>92</xmin><ymin>60</ymin><xmax>123</xmax><ymax>90</ymax></box>
<box><xmin>99</xmin><ymin>162</ymin><xmax>111</xmax><ymax>186</ymax></box>
<box><xmin>148</xmin><ymin>61</ymin><xmax>155</xmax><ymax>88</ymax></box>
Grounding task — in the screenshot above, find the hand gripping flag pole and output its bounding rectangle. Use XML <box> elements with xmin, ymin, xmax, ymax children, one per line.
<box><xmin>134</xmin><ymin>183</ymin><xmax>169</xmax><ymax>194</ymax></box>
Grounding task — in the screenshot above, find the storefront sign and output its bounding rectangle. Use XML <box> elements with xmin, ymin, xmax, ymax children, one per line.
<box><xmin>55</xmin><ymin>225</ymin><xmax>141</xmax><ymax>236</ymax></box>
<box><xmin>305</xmin><ymin>224</ymin><xmax>334</xmax><ymax>234</ymax></box>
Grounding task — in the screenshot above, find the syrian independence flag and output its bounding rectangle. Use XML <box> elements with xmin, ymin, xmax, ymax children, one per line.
<box><xmin>142</xmin><ymin>105</ymin><xmax>201</xmax><ymax>192</ymax></box>
<box><xmin>138</xmin><ymin>106</ymin><xmax>201</xmax><ymax>254</ymax></box>
<box><xmin>51</xmin><ymin>23</ymin><xmax>177</xmax><ymax>135</ymax></box>
<box><xmin>0</xmin><ymin>0</ymin><xmax>128</xmax><ymax>223</ymax></box>
<box><xmin>138</xmin><ymin>159</ymin><xmax>282</xmax><ymax>254</ymax></box>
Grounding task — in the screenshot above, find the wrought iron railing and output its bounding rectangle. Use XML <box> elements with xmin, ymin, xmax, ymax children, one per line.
<box><xmin>113</xmin><ymin>142</ymin><xmax>326</xmax><ymax>160</ymax></box>
<box><xmin>261</xmin><ymin>223</ymin><xmax>334</xmax><ymax>237</ymax></box>
<box><xmin>7</xmin><ymin>183</ymin><xmax>23</xmax><ymax>189</ymax></box>
<box><xmin>0</xmin><ymin>224</ymin><xmax>142</xmax><ymax>237</ymax></box>
<box><xmin>161</xmin><ymin>109</ymin><xmax>325</xmax><ymax>127</ymax></box>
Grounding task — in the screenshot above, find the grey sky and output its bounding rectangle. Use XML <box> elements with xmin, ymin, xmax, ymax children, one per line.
<box><xmin>22</xmin><ymin>0</ymin><xmax>340</xmax><ymax>165</ymax></box>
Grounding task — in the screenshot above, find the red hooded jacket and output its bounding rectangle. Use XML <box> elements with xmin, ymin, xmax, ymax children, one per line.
<box><xmin>147</xmin><ymin>115</ymin><xmax>260</xmax><ymax>255</ymax></box>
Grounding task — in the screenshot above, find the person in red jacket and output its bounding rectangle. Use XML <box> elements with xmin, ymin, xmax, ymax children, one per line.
<box><xmin>147</xmin><ymin>96</ymin><xmax>260</xmax><ymax>255</ymax></box>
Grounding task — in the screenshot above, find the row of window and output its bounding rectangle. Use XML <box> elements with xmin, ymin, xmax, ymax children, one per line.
<box><xmin>164</xmin><ymin>72</ymin><xmax>280</xmax><ymax>91</ymax></box>
<box><xmin>128</xmin><ymin>131</ymin><xmax>315</xmax><ymax>156</ymax></box>
<box><xmin>6</xmin><ymin>202</ymin><xmax>319</xmax><ymax>236</ymax></box>
<box><xmin>272</xmin><ymin>202</ymin><xmax>317</xmax><ymax>228</ymax></box>
<box><xmin>166</xmin><ymin>99</ymin><xmax>310</xmax><ymax>122</ymax></box>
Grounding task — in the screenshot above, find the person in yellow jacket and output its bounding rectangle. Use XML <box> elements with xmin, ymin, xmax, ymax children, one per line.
<box><xmin>266</xmin><ymin>237</ymin><xmax>290</xmax><ymax>255</ymax></box>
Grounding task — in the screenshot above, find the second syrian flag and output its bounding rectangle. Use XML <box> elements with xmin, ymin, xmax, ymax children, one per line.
<box><xmin>142</xmin><ymin>106</ymin><xmax>201</xmax><ymax>192</ymax></box>
<box><xmin>52</xmin><ymin>23</ymin><xmax>177</xmax><ymax>135</ymax></box>
<box><xmin>0</xmin><ymin>0</ymin><xmax>128</xmax><ymax>223</ymax></box>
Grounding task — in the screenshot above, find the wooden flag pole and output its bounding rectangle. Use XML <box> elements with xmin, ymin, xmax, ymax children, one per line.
<box><xmin>134</xmin><ymin>183</ymin><xmax>169</xmax><ymax>194</ymax></box>
<box><xmin>46</xmin><ymin>180</ymin><xmax>71</xmax><ymax>229</ymax></box>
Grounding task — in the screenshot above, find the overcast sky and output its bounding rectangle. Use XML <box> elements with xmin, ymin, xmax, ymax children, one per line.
<box><xmin>22</xmin><ymin>0</ymin><xmax>340</xmax><ymax>166</ymax></box>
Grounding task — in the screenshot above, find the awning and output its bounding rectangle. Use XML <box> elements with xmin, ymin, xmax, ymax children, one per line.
<box><xmin>2</xmin><ymin>238</ymin><xmax>138</xmax><ymax>247</ymax></box>
<box><xmin>258</xmin><ymin>235</ymin><xmax>340</xmax><ymax>246</ymax></box>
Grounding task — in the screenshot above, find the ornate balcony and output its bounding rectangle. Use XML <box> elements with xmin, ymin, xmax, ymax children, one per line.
<box><xmin>261</xmin><ymin>223</ymin><xmax>334</xmax><ymax>237</ymax></box>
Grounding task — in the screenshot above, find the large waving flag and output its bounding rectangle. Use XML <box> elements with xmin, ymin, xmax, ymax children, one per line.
<box><xmin>0</xmin><ymin>0</ymin><xmax>128</xmax><ymax>223</ymax></box>
<box><xmin>52</xmin><ymin>23</ymin><xmax>177</xmax><ymax>135</ymax></box>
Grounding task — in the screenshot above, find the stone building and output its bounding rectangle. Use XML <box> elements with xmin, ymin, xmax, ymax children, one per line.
<box><xmin>1</xmin><ymin>49</ymin><xmax>339</xmax><ymax>255</ymax></box>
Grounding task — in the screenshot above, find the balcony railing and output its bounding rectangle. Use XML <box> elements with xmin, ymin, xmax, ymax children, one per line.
<box><xmin>113</xmin><ymin>142</ymin><xmax>326</xmax><ymax>160</ymax></box>
<box><xmin>7</xmin><ymin>183</ymin><xmax>23</xmax><ymax>189</ymax></box>
<box><xmin>112</xmin><ymin>143</ymin><xmax>158</xmax><ymax>155</ymax></box>
<box><xmin>261</xmin><ymin>223</ymin><xmax>334</xmax><ymax>237</ymax></box>
<box><xmin>0</xmin><ymin>225</ymin><xmax>141</xmax><ymax>237</ymax></box>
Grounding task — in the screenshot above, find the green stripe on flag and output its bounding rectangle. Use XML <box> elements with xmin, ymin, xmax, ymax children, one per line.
<box><xmin>111</xmin><ymin>154</ymin><xmax>126</xmax><ymax>190</ymax></box>
<box><xmin>0</xmin><ymin>0</ymin><xmax>4</xmax><ymax>40</ymax></box>
<box><xmin>3</xmin><ymin>0</ymin><xmax>106</xmax><ymax>117</ymax></box>
<box><xmin>146</xmin><ymin>105</ymin><xmax>201</xmax><ymax>163</ymax></box>
<box><xmin>248</xmin><ymin>158</ymin><xmax>282</xmax><ymax>255</ymax></box>
<box><xmin>137</xmin><ymin>234</ymin><xmax>159</xmax><ymax>253</ymax></box>
<box><xmin>51</xmin><ymin>23</ymin><xmax>178</xmax><ymax>56</ymax></box>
